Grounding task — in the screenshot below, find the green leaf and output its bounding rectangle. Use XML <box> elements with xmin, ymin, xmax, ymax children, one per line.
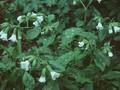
<box><xmin>48</xmin><ymin>14</ymin><xmax>55</xmax><ymax>22</ymax></box>
<box><xmin>68</xmin><ymin>68</ymin><xmax>91</xmax><ymax>84</ymax></box>
<box><xmin>61</xmin><ymin>27</ymin><xmax>82</xmax><ymax>47</ymax></box>
<box><xmin>98</xmin><ymin>30</ymin><xmax>107</xmax><ymax>41</ymax></box>
<box><xmin>42</xmin><ymin>81</ymin><xmax>59</xmax><ymax>90</ymax></box>
<box><xmin>114</xmin><ymin>35</ymin><xmax>120</xmax><ymax>41</ymax></box>
<box><xmin>79</xmin><ymin>32</ymin><xmax>97</xmax><ymax>40</ymax></box>
<box><xmin>76</xmin><ymin>20</ymin><xmax>84</xmax><ymax>27</ymax></box>
<box><xmin>39</xmin><ymin>35</ymin><xmax>55</xmax><ymax>46</ymax></box>
<box><xmin>22</xmin><ymin>72</ymin><xmax>35</xmax><ymax>89</ymax></box>
<box><xmin>51</xmin><ymin>22</ymin><xmax>59</xmax><ymax>29</ymax></box>
<box><xmin>62</xmin><ymin>79</ymin><xmax>79</xmax><ymax>90</ymax></box>
<box><xmin>43</xmin><ymin>0</ymin><xmax>57</xmax><ymax>6</ymax></box>
<box><xmin>0</xmin><ymin>59</ymin><xmax>15</xmax><ymax>70</ymax></box>
<box><xmin>26</xmin><ymin>27</ymin><xmax>41</xmax><ymax>40</ymax></box>
<box><xmin>0</xmin><ymin>63</ymin><xmax>6</xmax><ymax>69</ymax></box>
<box><xmin>49</xmin><ymin>51</ymin><xmax>75</xmax><ymax>72</ymax></box>
<box><xmin>102</xmin><ymin>71</ymin><xmax>120</xmax><ymax>80</ymax></box>
<box><xmin>112</xmin><ymin>80</ymin><xmax>120</xmax><ymax>88</ymax></box>
<box><xmin>84</xmin><ymin>83</ymin><xmax>93</xmax><ymax>90</ymax></box>
<box><xmin>94</xmin><ymin>50</ymin><xmax>110</xmax><ymax>71</ymax></box>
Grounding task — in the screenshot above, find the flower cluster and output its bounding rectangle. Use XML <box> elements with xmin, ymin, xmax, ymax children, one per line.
<box><xmin>78</xmin><ymin>41</ymin><xmax>85</xmax><ymax>48</ymax></box>
<box><xmin>38</xmin><ymin>66</ymin><xmax>60</xmax><ymax>83</ymax></box>
<box><xmin>78</xmin><ymin>39</ymin><xmax>89</xmax><ymax>50</ymax></box>
<box><xmin>109</xmin><ymin>25</ymin><xmax>120</xmax><ymax>34</ymax></box>
<box><xmin>17</xmin><ymin>12</ymin><xmax>44</xmax><ymax>27</ymax></box>
<box><xmin>102</xmin><ymin>42</ymin><xmax>113</xmax><ymax>57</ymax></box>
<box><xmin>0</xmin><ymin>30</ymin><xmax>17</xmax><ymax>42</ymax></box>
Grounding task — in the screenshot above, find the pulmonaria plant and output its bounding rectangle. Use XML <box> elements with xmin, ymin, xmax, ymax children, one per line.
<box><xmin>1</xmin><ymin>0</ymin><xmax>120</xmax><ymax>90</ymax></box>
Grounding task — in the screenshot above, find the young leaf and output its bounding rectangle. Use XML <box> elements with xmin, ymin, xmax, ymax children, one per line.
<box><xmin>49</xmin><ymin>51</ymin><xmax>74</xmax><ymax>72</ymax></box>
<box><xmin>60</xmin><ymin>27</ymin><xmax>82</xmax><ymax>47</ymax></box>
<box><xmin>102</xmin><ymin>71</ymin><xmax>120</xmax><ymax>80</ymax></box>
<box><xmin>42</xmin><ymin>81</ymin><xmax>59</xmax><ymax>90</ymax></box>
<box><xmin>26</xmin><ymin>27</ymin><xmax>41</xmax><ymax>40</ymax></box>
<box><xmin>22</xmin><ymin>72</ymin><xmax>35</xmax><ymax>89</ymax></box>
<box><xmin>94</xmin><ymin>50</ymin><xmax>110</xmax><ymax>71</ymax></box>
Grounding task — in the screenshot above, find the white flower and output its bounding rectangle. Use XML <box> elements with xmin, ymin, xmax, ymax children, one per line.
<box><xmin>0</xmin><ymin>32</ymin><xmax>7</xmax><ymax>41</ymax></box>
<box><xmin>31</xmin><ymin>12</ymin><xmax>37</xmax><ymax>17</ymax></box>
<box><xmin>73</xmin><ymin>1</ymin><xmax>77</xmax><ymax>5</ymax></box>
<box><xmin>78</xmin><ymin>41</ymin><xmax>85</xmax><ymax>47</ymax></box>
<box><xmin>108</xmin><ymin>29</ymin><xmax>113</xmax><ymax>34</ymax></box>
<box><xmin>114</xmin><ymin>26</ymin><xmax>120</xmax><ymax>33</ymax></box>
<box><xmin>33</xmin><ymin>16</ymin><xmax>44</xmax><ymax>27</ymax></box>
<box><xmin>27</xmin><ymin>12</ymin><xmax>37</xmax><ymax>17</ymax></box>
<box><xmin>33</xmin><ymin>21</ymin><xmax>39</xmax><ymax>27</ymax></box>
<box><xmin>37</xmin><ymin>16</ymin><xmax>44</xmax><ymax>23</ymax></box>
<box><xmin>17</xmin><ymin>16</ymin><xmax>24</xmax><ymax>23</ymax></box>
<box><xmin>97</xmin><ymin>0</ymin><xmax>102</xmax><ymax>3</ymax></box>
<box><xmin>9</xmin><ymin>33</ymin><xmax>17</xmax><ymax>42</ymax></box>
<box><xmin>50</xmin><ymin>71</ymin><xmax>60</xmax><ymax>80</ymax></box>
<box><xmin>41</xmin><ymin>31</ymin><xmax>45</xmax><ymax>35</ymax></box>
<box><xmin>108</xmin><ymin>52</ymin><xmax>113</xmax><ymax>57</ymax></box>
<box><xmin>39</xmin><ymin>75</ymin><xmax>46</xmax><ymax>83</ymax></box>
<box><xmin>20</xmin><ymin>61</ymin><xmax>30</xmax><ymax>71</ymax></box>
<box><xmin>96</xmin><ymin>22</ymin><xmax>104</xmax><ymax>30</ymax></box>
<box><xmin>0</xmin><ymin>30</ymin><xmax>4</xmax><ymax>36</ymax></box>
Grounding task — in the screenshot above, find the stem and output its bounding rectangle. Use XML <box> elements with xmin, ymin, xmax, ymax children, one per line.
<box><xmin>27</xmin><ymin>20</ymin><xmax>29</xmax><ymax>27</ymax></box>
<box><xmin>79</xmin><ymin>0</ymin><xmax>87</xmax><ymax>22</ymax></box>
<box><xmin>79</xmin><ymin>0</ymin><xmax>87</xmax><ymax>10</ymax></box>
<box><xmin>17</xmin><ymin>29</ymin><xmax>22</xmax><ymax>55</ymax></box>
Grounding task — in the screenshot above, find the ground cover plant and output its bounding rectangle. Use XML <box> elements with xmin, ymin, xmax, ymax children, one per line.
<box><xmin>0</xmin><ymin>0</ymin><xmax>120</xmax><ymax>90</ymax></box>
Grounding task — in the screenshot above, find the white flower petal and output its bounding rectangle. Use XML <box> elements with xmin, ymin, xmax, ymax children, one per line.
<box><xmin>33</xmin><ymin>21</ymin><xmax>39</xmax><ymax>27</ymax></box>
<box><xmin>0</xmin><ymin>32</ymin><xmax>7</xmax><ymax>41</ymax></box>
<box><xmin>108</xmin><ymin>29</ymin><xmax>113</xmax><ymax>34</ymax></box>
<box><xmin>108</xmin><ymin>52</ymin><xmax>113</xmax><ymax>57</ymax></box>
<box><xmin>17</xmin><ymin>16</ymin><xmax>24</xmax><ymax>23</ymax></box>
<box><xmin>96</xmin><ymin>22</ymin><xmax>104</xmax><ymax>30</ymax></box>
<box><xmin>114</xmin><ymin>26</ymin><xmax>120</xmax><ymax>33</ymax></box>
<box><xmin>27</xmin><ymin>12</ymin><xmax>37</xmax><ymax>17</ymax></box>
<box><xmin>20</xmin><ymin>61</ymin><xmax>30</xmax><ymax>71</ymax></box>
<box><xmin>41</xmin><ymin>31</ymin><xmax>45</xmax><ymax>35</ymax></box>
<box><xmin>0</xmin><ymin>31</ymin><xmax>4</xmax><ymax>36</ymax></box>
<box><xmin>37</xmin><ymin>16</ymin><xmax>44</xmax><ymax>23</ymax></box>
<box><xmin>9</xmin><ymin>33</ymin><xmax>17</xmax><ymax>42</ymax></box>
<box><xmin>39</xmin><ymin>75</ymin><xmax>46</xmax><ymax>83</ymax></box>
<box><xmin>78</xmin><ymin>41</ymin><xmax>85</xmax><ymax>47</ymax></box>
<box><xmin>50</xmin><ymin>71</ymin><xmax>60</xmax><ymax>80</ymax></box>
<box><xmin>97</xmin><ymin>0</ymin><xmax>102</xmax><ymax>3</ymax></box>
<box><xmin>31</xmin><ymin>12</ymin><xmax>37</xmax><ymax>17</ymax></box>
<box><xmin>73</xmin><ymin>1</ymin><xmax>77</xmax><ymax>5</ymax></box>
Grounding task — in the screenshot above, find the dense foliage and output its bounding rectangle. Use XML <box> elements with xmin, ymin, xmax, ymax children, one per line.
<box><xmin>0</xmin><ymin>0</ymin><xmax>120</xmax><ymax>90</ymax></box>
